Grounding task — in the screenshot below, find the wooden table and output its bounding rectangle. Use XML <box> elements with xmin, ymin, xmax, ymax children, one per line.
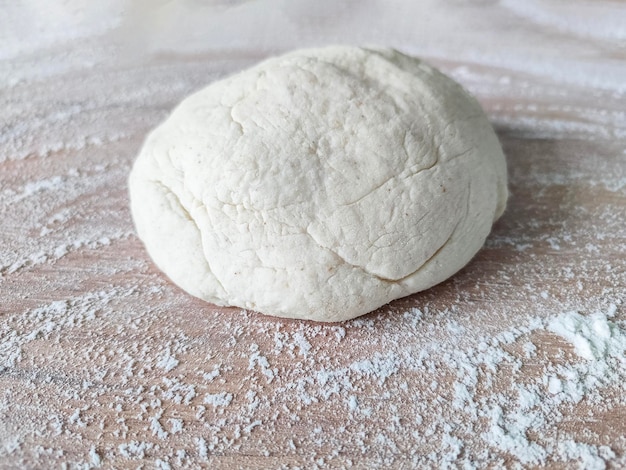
<box><xmin>2</xmin><ymin>1</ymin><xmax>625</xmax><ymax>468</ymax></box>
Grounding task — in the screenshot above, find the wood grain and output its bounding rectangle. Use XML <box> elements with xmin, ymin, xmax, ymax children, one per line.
<box><xmin>1</xmin><ymin>1</ymin><xmax>625</xmax><ymax>468</ymax></box>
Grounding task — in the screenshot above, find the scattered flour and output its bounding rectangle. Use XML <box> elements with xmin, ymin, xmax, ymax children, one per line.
<box><xmin>203</xmin><ymin>393</ymin><xmax>233</xmax><ymax>408</ymax></box>
<box><xmin>88</xmin><ymin>446</ymin><xmax>101</xmax><ymax>467</ymax></box>
<box><xmin>2</xmin><ymin>0</ymin><xmax>626</xmax><ymax>468</ymax></box>
<box><xmin>2</xmin><ymin>289</ymin><xmax>624</xmax><ymax>467</ymax></box>
<box><xmin>156</xmin><ymin>350</ymin><xmax>179</xmax><ymax>372</ymax></box>
<box><xmin>548</xmin><ymin>310</ymin><xmax>624</xmax><ymax>361</ymax></box>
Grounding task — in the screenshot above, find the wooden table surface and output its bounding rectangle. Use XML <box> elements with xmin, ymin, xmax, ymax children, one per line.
<box><xmin>2</xmin><ymin>1</ymin><xmax>625</xmax><ymax>468</ymax></box>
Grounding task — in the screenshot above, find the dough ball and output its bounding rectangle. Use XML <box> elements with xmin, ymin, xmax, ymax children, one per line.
<box><xmin>129</xmin><ymin>46</ymin><xmax>508</xmax><ymax>322</ymax></box>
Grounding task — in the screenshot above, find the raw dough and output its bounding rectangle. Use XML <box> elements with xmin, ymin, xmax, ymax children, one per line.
<box><xmin>129</xmin><ymin>46</ymin><xmax>508</xmax><ymax>322</ymax></box>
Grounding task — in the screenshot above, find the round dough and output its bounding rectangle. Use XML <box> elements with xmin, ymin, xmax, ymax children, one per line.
<box><xmin>129</xmin><ymin>46</ymin><xmax>507</xmax><ymax>322</ymax></box>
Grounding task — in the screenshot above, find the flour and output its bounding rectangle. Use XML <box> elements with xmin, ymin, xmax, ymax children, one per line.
<box><xmin>195</xmin><ymin>437</ymin><xmax>209</xmax><ymax>461</ymax></box>
<box><xmin>548</xmin><ymin>310</ymin><xmax>623</xmax><ymax>361</ymax></box>
<box><xmin>203</xmin><ymin>392</ymin><xmax>233</xmax><ymax>408</ymax></box>
<box><xmin>168</xmin><ymin>418</ymin><xmax>184</xmax><ymax>434</ymax></box>
<box><xmin>118</xmin><ymin>441</ymin><xmax>153</xmax><ymax>459</ymax></box>
<box><xmin>248</xmin><ymin>344</ymin><xmax>276</xmax><ymax>382</ymax></box>
<box><xmin>88</xmin><ymin>446</ymin><xmax>102</xmax><ymax>467</ymax></box>
<box><xmin>2</xmin><ymin>0</ymin><xmax>626</xmax><ymax>468</ymax></box>
<box><xmin>155</xmin><ymin>350</ymin><xmax>179</xmax><ymax>372</ymax></box>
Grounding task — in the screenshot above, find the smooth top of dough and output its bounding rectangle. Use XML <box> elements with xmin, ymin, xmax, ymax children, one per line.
<box><xmin>129</xmin><ymin>46</ymin><xmax>508</xmax><ymax>322</ymax></box>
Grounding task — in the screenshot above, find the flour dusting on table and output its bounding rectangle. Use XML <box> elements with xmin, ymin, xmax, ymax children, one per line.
<box><xmin>1</xmin><ymin>1</ymin><xmax>625</xmax><ymax>468</ymax></box>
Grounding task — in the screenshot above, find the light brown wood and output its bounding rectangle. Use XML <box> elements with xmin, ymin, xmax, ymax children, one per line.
<box><xmin>1</xmin><ymin>1</ymin><xmax>625</xmax><ymax>468</ymax></box>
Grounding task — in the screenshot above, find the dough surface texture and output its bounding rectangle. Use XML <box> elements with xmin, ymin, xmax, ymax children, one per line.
<box><xmin>129</xmin><ymin>46</ymin><xmax>508</xmax><ymax>322</ymax></box>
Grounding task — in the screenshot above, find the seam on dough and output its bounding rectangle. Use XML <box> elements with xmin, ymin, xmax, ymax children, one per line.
<box><xmin>306</xmin><ymin>179</ymin><xmax>469</xmax><ymax>284</ymax></box>
<box><xmin>161</xmin><ymin>142</ymin><xmax>230</xmax><ymax>296</ymax></box>
<box><xmin>395</xmin><ymin>217</ymin><xmax>462</xmax><ymax>284</ymax></box>
<box><xmin>304</xmin><ymin>226</ymin><xmax>397</xmax><ymax>284</ymax></box>
<box><xmin>228</xmin><ymin>103</ymin><xmax>244</xmax><ymax>135</ymax></box>
<box><xmin>152</xmin><ymin>179</ymin><xmax>228</xmax><ymax>295</ymax></box>
<box><xmin>396</xmin><ymin>180</ymin><xmax>472</xmax><ymax>284</ymax></box>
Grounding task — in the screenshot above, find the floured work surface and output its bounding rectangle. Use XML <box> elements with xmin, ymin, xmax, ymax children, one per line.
<box><xmin>1</xmin><ymin>1</ymin><xmax>625</xmax><ymax>468</ymax></box>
